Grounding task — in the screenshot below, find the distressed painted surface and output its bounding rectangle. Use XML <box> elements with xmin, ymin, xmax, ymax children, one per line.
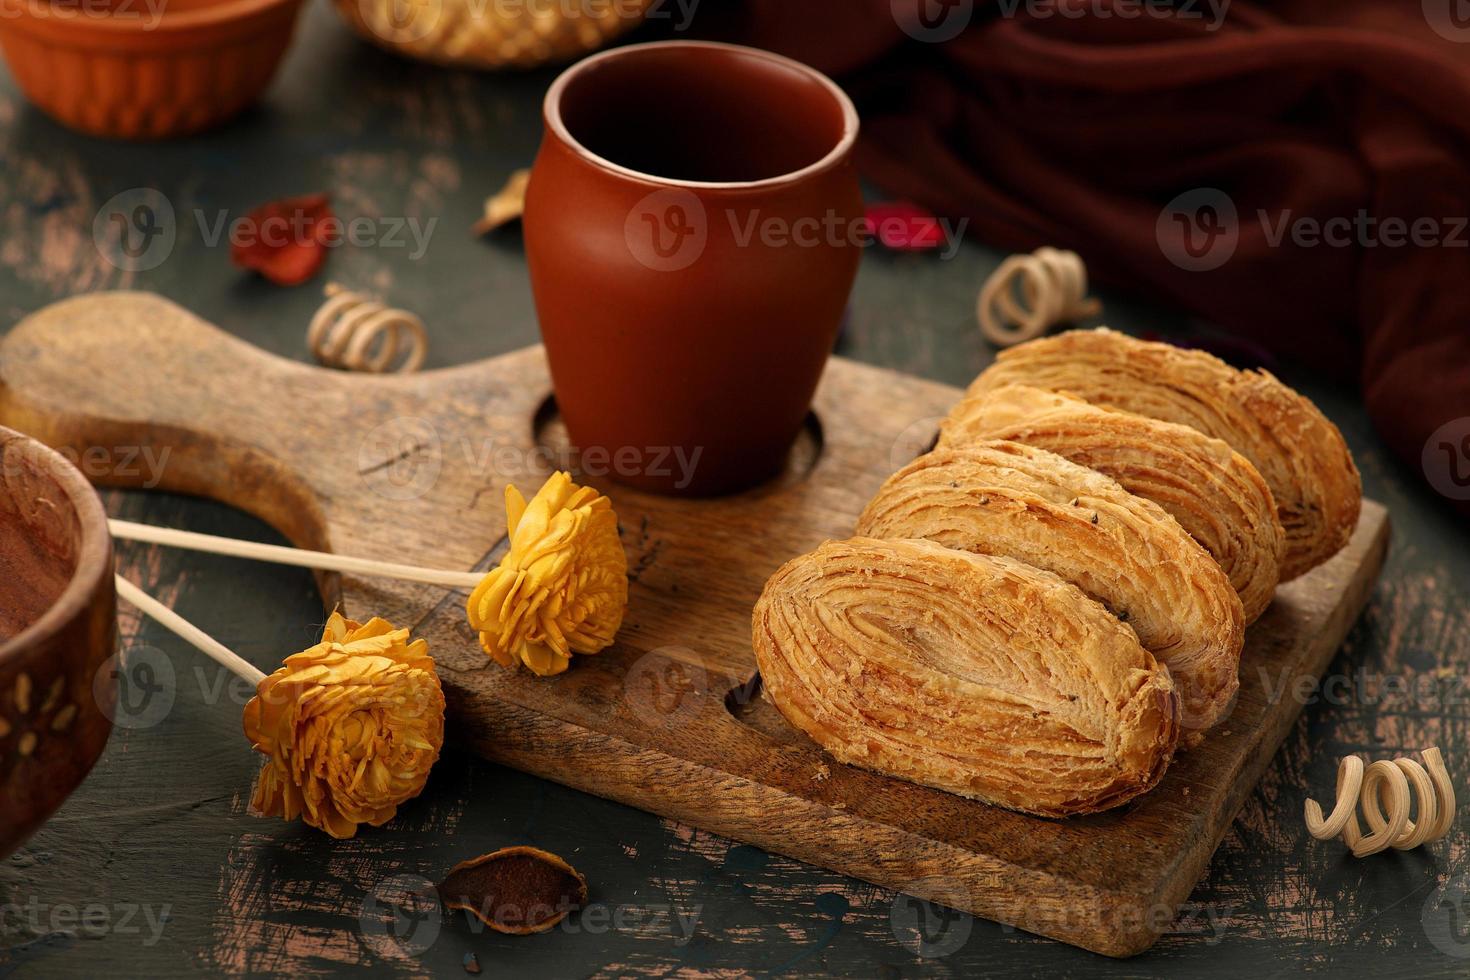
<box><xmin>1</xmin><ymin>5</ymin><xmax>1469</xmax><ymax>976</ymax></box>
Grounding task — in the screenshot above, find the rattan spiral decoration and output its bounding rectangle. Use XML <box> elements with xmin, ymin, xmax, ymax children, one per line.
<box><xmin>1304</xmin><ymin>747</ymin><xmax>1457</xmax><ymax>857</ymax></box>
<box><xmin>977</xmin><ymin>247</ymin><xmax>1101</xmax><ymax>348</ymax></box>
<box><xmin>308</xmin><ymin>284</ymin><xmax>427</xmax><ymax>374</ymax></box>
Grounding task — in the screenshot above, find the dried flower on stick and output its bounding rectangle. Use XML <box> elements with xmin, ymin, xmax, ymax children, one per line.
<box><xmin>467</xmin><ymin>472</ymin><xmax>628</xmax><ymax>676</ymax></box>
<box><xmin>243</xmin><ymin>612</ymin><xmax>445</xmax><ymax>839</ymax></box>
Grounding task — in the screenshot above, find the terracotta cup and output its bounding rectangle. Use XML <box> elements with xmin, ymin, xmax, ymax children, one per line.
<box><xmin>524</xmin><ymin>41</ymin><xmax>863</xmax><ymax>496</ymax></box>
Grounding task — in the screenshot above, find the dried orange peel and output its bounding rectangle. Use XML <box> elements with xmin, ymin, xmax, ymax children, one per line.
<box><xmin>242</xmin><ymin>612</ymin><xmax>445</xmax><ymax>839</ymax></box>
<box><xmin>466</xmin><ymin>472</ymin><xmax>628</xmax><ymax>676</ymax></box>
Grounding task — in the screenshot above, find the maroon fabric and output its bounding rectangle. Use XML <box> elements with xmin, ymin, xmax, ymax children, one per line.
<box><xmin>714</xmin><ymin>0</ymin><xmax>1470</xmax><ymax>516</ymax></box>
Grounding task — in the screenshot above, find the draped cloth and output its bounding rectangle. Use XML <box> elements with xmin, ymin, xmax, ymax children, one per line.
<box><xmin>711</xmin><ymin>0</ymin><xmax>1470</xmax><ymax>516</ymax></box>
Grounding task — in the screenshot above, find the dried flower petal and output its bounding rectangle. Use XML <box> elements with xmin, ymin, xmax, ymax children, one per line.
<box><xmin>864</xmin><ymin>201</ymin><xmax>945</xmax><ymax>251</ymax></box>
<box><xmin>438</xmin><ymin>846</ymin><xmax>588</xmax><ymax>935</ymax></box>
<box><xmin>466</xmin><ymin>472</ymin><xmax>628</xmax><ymax>676</ymax></box>
<box><xmin>473</xmin><ymin>170</ymin><xmax>531</xmax><ymax>235</ymax></box>
<box><xmin>242</xmin><ymin>612</ymin><xmax>445</xmax><ymax>839</ymax></box>
<box><xmin>231</xmin><ymin>193</ymin><xmax>334</xmax><ymax>286</ymax></box>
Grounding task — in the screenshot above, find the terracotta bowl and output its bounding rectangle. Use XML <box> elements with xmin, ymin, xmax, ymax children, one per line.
<box><xmin>0</xmin><ymin>426</ymin><xmax>115</xmax><ymax>858</ymax></box>
<box><xmin>0</xmin><ymin>0</ymin><xmax>305</xmax><ymax>139</ymax></box>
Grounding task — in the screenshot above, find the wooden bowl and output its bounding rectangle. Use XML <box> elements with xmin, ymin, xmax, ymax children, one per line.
<box><xmin>0</xmin><ymin>426</ymin><xmax>115</xmax><ymax>858</ymax></box>
<box><xmin>0</xmin><ymin>0</ymin><xmax>305</xmax><ymax>139</ymax></box>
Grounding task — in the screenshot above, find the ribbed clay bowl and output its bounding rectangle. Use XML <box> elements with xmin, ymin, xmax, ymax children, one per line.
<box><xmin>0</xmin><ymin>0</ymin><xmax>305</xmax><ymax>139</ymax></box>
<box><xmin>0</xmin><ymin>426</ymin><xmax>115</xmax><ymax>857</ymax></box>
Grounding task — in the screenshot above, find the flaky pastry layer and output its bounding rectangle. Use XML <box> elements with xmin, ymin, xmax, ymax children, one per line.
<box><xmin>751</xmin><ymin>538</ymin><xmax>1181</xmax><ymax>817</ymax></box>
<box><xmin>942</xmin><ymin>385</ymin><xmax>1285</xmax><ymax>626</ymax></box>
<box><xmin>858</xmin><ymin>443</ymin><xmax>1243</xmax><ymax>729</ymax></box>
<box><xmin>967</xmin><ymin>328</ymin><xmax>1360</xmax><ymax>579</ymax></box>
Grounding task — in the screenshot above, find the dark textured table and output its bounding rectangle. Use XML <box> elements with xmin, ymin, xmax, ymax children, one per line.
<box><xmin>3</xmin><ymin>7</ymin><xmax>1469</xmax><ymax>978</ymax></box>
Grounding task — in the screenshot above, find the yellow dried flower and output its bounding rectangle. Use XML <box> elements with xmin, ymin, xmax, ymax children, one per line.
<box><xmin>242</xmin><ymin>612</ymin><xmax>445</xmax><ymax>839</ymax></box>
<box><xmin>467</xmin><ymin>472</ymin><xmax>628</xmax><ymax>676</ymax></box>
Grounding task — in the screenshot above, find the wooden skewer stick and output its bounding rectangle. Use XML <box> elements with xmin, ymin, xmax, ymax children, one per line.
<box><xmin>109</xmin><ymin>519</ymin><xmax>485</xmax><ymax>590</ymax></box>
<box><xmin>114</xmin><ymin>575</ymin><xmax>268</xmax><ymax>687</ymax></box>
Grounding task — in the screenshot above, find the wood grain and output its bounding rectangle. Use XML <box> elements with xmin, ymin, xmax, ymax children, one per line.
<box><xmin>0</xmin><ymin>291</ymin><xmax>1389</xmax><ymax>957</ymax></box>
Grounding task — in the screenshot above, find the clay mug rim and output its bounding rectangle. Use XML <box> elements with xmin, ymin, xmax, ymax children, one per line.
<box><xmin>543</xmin><ymin>39</ymin><xmax>861</xmax><ymax>193</ymax></box>
<box><xmin>0</xmin><ymin>429</ymin><xmax>113</xmax><ymax>666</ymax></box>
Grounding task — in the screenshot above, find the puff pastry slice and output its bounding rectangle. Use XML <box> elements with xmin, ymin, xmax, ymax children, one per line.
<box><xmin>857</xmin><ymin>443</ymin><xmax>1243</xmax><ymax>729</ymax></box>
<box><xmin>941</xmin><ymin>385</ymin><xmax>1284</xmax><ymax>625</ymax></box>
<box><xmin>967</xmin><ymin>328</ymin><xmax>1361</xmax><ymax>579</ymax></box>
<box><xmin>751</xmin><ymin>537</ymin><xmax>1180</xmax><ymax>817</ymax></box>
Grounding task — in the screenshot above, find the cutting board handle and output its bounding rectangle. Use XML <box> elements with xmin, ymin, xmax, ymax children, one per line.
<box><xmin>0</xmin><ymin>292</ymin><xmax>359</xmax><ymax>555</ymax></box>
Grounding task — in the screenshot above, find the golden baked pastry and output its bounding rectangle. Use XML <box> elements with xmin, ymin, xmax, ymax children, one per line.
<box><xmin>942</xmin><ymin>386</ymin><xmax>1284</xmax><ymax>625</ymax></box>
<box><xmin>968</xmin><ymin>328</ymin><xmax>1360</xmax><ymax>579</ymax></box>
<box><xmin>857</xmin><ymin>443</ymin><xmax>1243</xmax><ymax>729</ymax></box>
<box><xmin>751</xmin><ymin>537</ymin><xmax>1180</xmax><ymax>817</ymax></box>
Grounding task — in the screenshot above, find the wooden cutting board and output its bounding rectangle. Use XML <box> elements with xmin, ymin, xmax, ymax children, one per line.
<box><xmin>0</xmin><ymin>292</ymin><xmax>1388</xmax><ymax>957</ymax></box>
